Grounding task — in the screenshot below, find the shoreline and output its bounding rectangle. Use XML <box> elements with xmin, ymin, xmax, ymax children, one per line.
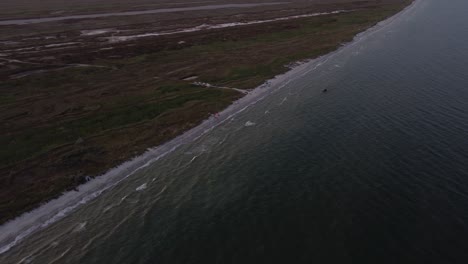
<box><xmin>0</xmin><ymin>0</ymin><xmax>418</xmax><ymax>255</ymax></box>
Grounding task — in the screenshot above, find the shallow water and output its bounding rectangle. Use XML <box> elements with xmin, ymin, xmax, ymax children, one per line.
<box><xmin>0</xmin><ymin>3</ymin><xmax>287</xmax><ymax>25</ymax></box>
<box><xmin>3</xmin><ymin>0</ymin><xmax>468</xmax><ymax>263</ymax></box>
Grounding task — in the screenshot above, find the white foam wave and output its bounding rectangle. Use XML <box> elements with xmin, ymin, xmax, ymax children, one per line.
<box><xmin>136</xmin><ymin>183</ymin><xmax>148</xmax><ymax>191</ymax></box>
<box><xmin>244</xmin><ymin>121</ymin><xmax>256</xmax><ymax>127</ymax></box>
<box><xmin>73</xmin><ymin>222</ymin><xmax>87</xmax><ymax>233</ymax></box>
<box><xmin>278</xmin><ymin>97</ymin><xmax>287</xmax><ymax>105</ymax></box>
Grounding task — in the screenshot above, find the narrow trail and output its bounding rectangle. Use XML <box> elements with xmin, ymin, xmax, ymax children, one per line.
<box><xmin>192</xmin><ymin>81</ymin><xmax>250</xmax><ymax>94</ymax></box>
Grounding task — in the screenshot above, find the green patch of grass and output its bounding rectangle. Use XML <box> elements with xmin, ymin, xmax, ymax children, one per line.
<box><xmin>6</xmin><ymin>66</ymin><xmax>112</xmax><ymax>95</ymax></box>
<box><xmin>0</xmin><ymin>94</ymin><xmax>15</xmax><ymax>105</ymax></box>
<box><xmin>0</xmin><ymin>85</ymin><xmax>233</xmax><ymax>166</ymax></box>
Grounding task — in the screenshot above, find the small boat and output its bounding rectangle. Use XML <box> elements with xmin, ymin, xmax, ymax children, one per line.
<box><xmin>322</xmin><ymin>88</ymin><xmax>328</xmax><ymax>93</ymax></box>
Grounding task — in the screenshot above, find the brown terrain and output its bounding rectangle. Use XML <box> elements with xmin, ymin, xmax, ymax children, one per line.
<box><xmin>0</xmin><ymin>0</ymin><xmax>412</xmax><ymax>224</ymax></box>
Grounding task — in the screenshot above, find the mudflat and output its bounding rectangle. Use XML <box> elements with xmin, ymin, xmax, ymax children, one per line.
<box><xmin>0</xmin><ymin>0</ymin><xmax>412</xmax><ymax>224</ymax></box>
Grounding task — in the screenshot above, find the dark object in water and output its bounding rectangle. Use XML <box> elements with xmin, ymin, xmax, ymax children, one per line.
<box><xmin>322</xmin><ymin>88</ymin><xmax>328</xmax><ymax>93</ymax></box>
